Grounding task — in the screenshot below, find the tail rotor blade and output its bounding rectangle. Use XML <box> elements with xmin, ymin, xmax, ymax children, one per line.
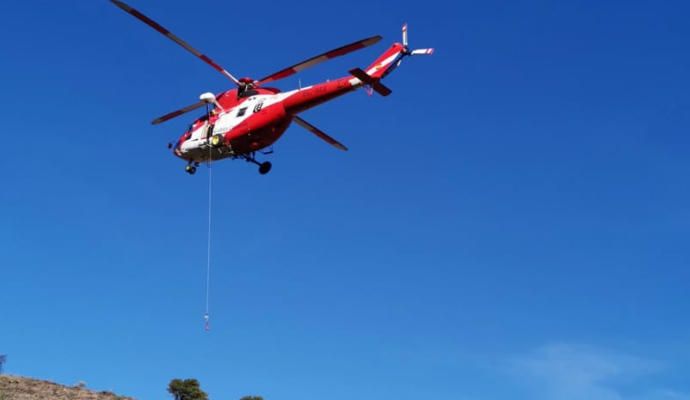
<box><xmin>402</xmin><ymin>23</ymin><xmax>408</xmax><ymax>47</ymax></box>
<box><xmin>401</xmin><ymin>23</ymin><xmax>434</xmax><ymax>56</ymax></box>
<box><xmin>410</xmin><ymin>48</ymin><xmax>434</xmax><ymax>56</ymax></box>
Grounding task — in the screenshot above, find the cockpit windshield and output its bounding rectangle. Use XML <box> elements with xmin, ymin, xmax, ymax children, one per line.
<box><xmin>238</xmin><ymin>87</ymin><xmax>258</xmax><ymax>98</ymax></box>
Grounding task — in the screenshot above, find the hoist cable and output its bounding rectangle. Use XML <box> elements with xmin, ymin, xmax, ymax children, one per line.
<box><xmin>204</xmin><ymin>114</ymin><xmax>213</xmax><ymax>332</ymax></box>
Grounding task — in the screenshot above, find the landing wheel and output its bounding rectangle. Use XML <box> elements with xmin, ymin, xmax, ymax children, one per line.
<box><xmin>258</xmin><ymin>161</ymin><xmax>272</xmax><ymax>175</ymax></box>
<box><xmin>185</xmin><ymin>165</ymin><xmax>197</xmax><ymax>175</ymax></box>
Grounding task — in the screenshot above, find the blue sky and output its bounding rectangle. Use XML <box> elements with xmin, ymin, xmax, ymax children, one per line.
<box><xmin>2</xmin><ymin>1</ymin><xmax>690</xmax><ymax>399</ymax></box>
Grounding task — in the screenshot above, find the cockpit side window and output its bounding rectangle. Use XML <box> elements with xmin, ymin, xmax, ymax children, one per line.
<box><xmin>237</xmin><ymin>107</ymin><xmax>248</xmax><ymax>117</ymax></box>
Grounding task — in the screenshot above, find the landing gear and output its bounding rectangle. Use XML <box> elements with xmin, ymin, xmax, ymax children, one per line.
<box><xmin>240</xmin><ymin>153</ymin><xmax>273</xmax><ymax>175</ymax></box>
<box><xmin>258</xmin><ymin>162</ymin><xmax>272</xmax><ymax>175</ymax></box>
<box><xmin>185</xmin><ymin>161</ymin><xmax>199</xmax><ymax>175</ymax></box>
<box><xmin>183</xmin><ymin>154</ymin><xmax>272</xmax><ymax>175</ymax></box>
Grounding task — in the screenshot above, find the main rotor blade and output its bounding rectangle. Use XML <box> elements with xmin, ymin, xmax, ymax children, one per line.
<box><xmin>152</xmin><ymin>100</ymin><xmax>206</xmax><ymax>125</ymax></box>
<box><xmin>293</xmin><ymin>116</ymin><xmax>348</xmax><ymax>151</ymax></box>
<box><xmin>257</xmin><ymin>35</ymin><xmax>382</xmax><ymax>85</ymax></box>
<box><xmin>110</xmin><ymin>0</ymin><xmax>241</xmax><ymax>86</ymax></box>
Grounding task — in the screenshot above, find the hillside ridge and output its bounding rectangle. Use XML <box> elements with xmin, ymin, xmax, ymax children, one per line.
<box><xmin>0</xmin><ymin>375</ymin><xmax>134</xmax><ymax>400</ymax></box>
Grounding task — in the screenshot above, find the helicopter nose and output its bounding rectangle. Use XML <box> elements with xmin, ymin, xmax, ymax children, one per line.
<box><xmin>169</xmin><ymin>141</ymin><xmax>184</xmax><ymax>158</ymax></box>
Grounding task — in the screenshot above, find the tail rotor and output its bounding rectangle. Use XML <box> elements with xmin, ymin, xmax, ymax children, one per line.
<box><xmin>353</xmin><ymin>22</ymin><xmax>434</xmax><ymax>94</ymax></box>
<box><xmin>402</xmin><ymin>23</ymin><xmax>434</xmax><ymax>56</ymax></box>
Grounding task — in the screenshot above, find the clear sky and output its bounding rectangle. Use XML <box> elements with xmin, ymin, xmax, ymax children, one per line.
<box><xmin>2</xmin><ymin>1</ymin><xmax>690</xmax><ymax>399</ymax></box>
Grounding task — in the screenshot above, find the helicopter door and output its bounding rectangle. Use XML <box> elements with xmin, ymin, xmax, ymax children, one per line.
<box><xmin>180</xmin><ymin>122</ymin><xmax>212</xmax><ymax>153</ymax></box>
<box><xmin>190</xmin><ymin>122</ymin><xmax>212</xmax><ymax>141</ymax></box>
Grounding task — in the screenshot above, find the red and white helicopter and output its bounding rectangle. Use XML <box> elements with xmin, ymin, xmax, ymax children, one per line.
<box><xmin>111</xmin><ymin>0</ymin><xmax>433</xmax><ymax>175</ymax></box>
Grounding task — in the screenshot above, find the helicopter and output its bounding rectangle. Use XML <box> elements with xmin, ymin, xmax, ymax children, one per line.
<box><xmin>111</xmin><ymin>0</ymin><xmax>434</xmax><ymax>175</ymax></box>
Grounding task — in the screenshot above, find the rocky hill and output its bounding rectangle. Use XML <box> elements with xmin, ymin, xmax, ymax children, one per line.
<box><xmin>0</xmin><ymin>375</ymin><xmax>133</xmax><ymax>400</ymax></box>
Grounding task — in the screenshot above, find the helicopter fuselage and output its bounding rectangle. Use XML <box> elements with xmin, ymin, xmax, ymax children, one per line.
<box><xmin>174</xmin><ymin>75</ymin><xmax>361</xmax><ymax>163</ymax></box>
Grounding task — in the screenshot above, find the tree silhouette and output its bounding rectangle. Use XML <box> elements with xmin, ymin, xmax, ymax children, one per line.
<box><xmin>167</xmin><ymin>379</ymin><xmax>208</xmax><ymax>400</ymax></box>
<box><xmin>240</xmin><ymin>396</ymin><xmax>263</xmax><ymax>400</ymax></box>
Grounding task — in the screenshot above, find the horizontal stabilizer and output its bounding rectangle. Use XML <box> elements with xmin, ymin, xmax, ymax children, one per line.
<box><xmin>348</xmin><ymin>68</ymin><xmax>392</xmax><ymax>97</ymax></box>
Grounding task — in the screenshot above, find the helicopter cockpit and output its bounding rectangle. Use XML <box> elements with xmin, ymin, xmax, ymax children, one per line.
<box><xmin>238</xmin><ymin>77</ymin><xmax>258</xmax><ymax>98</ymax></box>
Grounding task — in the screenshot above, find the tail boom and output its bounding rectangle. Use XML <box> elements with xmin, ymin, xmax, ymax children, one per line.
<box><xmin>282</xmin><ymin>24</ymin><xmax>433</xmax><ymax>112</ymax></box>
<box><xmin>364</xmin><ymin>43</ymin><xmax>407</xmax><ymax>80</ymax></box>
